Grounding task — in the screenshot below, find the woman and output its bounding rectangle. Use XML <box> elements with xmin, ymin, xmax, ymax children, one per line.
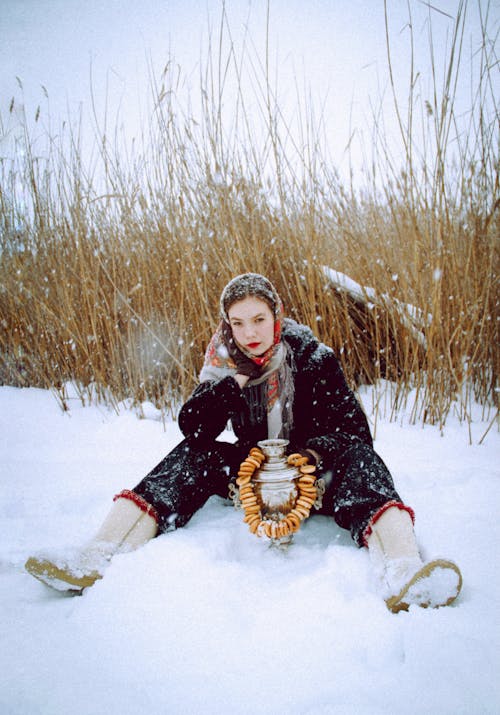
<box><xmin>26</xmin><ymin>273</ymin><xmax>462</xmax><ymax>612</ymax></box>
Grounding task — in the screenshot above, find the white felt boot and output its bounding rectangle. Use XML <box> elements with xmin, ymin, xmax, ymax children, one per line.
<box><xmin>25</xmin><ymin>497</ymin><xmax>158</xmax><ymax>593</ymax></box>
<box><xmin>367</xmin><ymin>507</ymin><xmax>462</xmax><ymax>613</ymax></box>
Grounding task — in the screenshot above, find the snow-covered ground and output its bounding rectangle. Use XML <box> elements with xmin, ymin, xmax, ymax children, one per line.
<box><xmin>1</xmin><ymin>384</ymin><xmax>498</xmax><ymax>715</ymax></box>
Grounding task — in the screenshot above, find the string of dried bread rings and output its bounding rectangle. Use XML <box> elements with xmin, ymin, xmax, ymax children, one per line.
<box><xmin>236</xmin><ymin>447</ymin><xmax>318</xmax><ymax>539</ymax></box>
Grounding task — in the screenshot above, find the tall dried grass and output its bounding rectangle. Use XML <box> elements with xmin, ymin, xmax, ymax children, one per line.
<box><xmin>0</xmin><ymin>3</ymin><xmax>498</xmax><ymax>430</ymax></box>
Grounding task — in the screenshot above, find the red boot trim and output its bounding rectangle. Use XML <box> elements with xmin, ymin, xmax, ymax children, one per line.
<box><xmin>362</xmin><ymin>500</ymin><xmax>415</xmax><ymax>547</ymax></box>
<box><xmin>113</xmin><ymin>490</ymin><xmax>160</xmax><ymax>524</ymax></box>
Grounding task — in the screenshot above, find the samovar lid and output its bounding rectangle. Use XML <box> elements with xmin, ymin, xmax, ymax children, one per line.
<box><xmin>253</xmin><ymin>439</ymin><xmax>298</xmax><ymax>482</ymax></box>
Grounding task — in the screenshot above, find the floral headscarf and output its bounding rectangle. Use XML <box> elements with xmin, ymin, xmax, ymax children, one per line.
<box><xmin>199</xmin><ymin>274</ymin><xmax>294</xmax><ymax>439</ymax></box>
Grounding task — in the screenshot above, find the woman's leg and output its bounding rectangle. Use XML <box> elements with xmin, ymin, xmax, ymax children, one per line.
<box><xmin>131</xmin><ymin>438</ymin><xmax>243</xmax><ymax>533</ymax></box>
<box><xmin>25</xmin><ymin>438</ymin><xmax>242</xmax><ymax>592</ymax></box>
<box><xmin>318</xmin><ymin>442</ymin><xmax>411</xmax><ymax>546</ymax></box>
<box><xmin>317</xmin><ymin>443</ymin><xmax>462</xmax><ymax>611</ymax></box>
<box><xmin>25</xmin><ymin>496</ymin><xmax>158</xmax><ymax>592</ymax></box>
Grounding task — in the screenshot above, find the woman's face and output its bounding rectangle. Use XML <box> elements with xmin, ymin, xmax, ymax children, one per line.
<box><xmin>227</xmin><ymin>296</ymin><xmax>275</xmax><ymax>356</ymax></box>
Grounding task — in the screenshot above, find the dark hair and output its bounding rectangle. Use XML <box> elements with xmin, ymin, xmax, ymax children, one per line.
<box><xmin>220</xmin><ymin>273</ymin><xmax>281</xmax><ymax>322</ymax></box>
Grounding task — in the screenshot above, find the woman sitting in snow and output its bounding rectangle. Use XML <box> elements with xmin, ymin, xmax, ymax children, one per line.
<box><xmin>26</xmin><ymin>273</ymin><xmax>462</xmax><ymax>612</ymax></box>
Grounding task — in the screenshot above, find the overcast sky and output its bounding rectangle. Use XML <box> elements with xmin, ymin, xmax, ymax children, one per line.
<box><xmin>0</xmin><ymin>1</ymin><xmax>496</xmax><ymax>177</ymax></box>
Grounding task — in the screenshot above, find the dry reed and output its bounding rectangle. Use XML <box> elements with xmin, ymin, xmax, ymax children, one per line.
<box><xmin>0</xmin><ymin>3</ymin><xmax>498</xmax><ymax>429</ymax></box>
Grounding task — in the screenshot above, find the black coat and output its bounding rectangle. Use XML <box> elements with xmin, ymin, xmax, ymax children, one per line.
<box><xmin>178</xmin><ymin>319</ymin><xmax>373</xmax><ymax>464</ymax></box>
<box><xmin>135</xmin><ymin>319</ymin><xmax>402</xmax><ymax>542</ymax></box>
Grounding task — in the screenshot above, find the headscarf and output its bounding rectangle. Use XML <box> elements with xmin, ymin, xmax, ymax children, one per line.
<box><xmin>199</xmin><ymin>274</ymin><xmax>294</xmax><ymax>439</ymax></box>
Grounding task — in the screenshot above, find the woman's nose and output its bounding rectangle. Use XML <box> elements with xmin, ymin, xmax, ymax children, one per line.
<box><xmin>243</xmin><ymin>324</ymin><xmax>256</xmax><ymax>338</ymax></box>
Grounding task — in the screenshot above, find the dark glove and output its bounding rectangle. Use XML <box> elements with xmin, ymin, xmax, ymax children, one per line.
<box><xmin>221</xmin><ymin>321</ymin><xmax>262</xmax><ymax>379</ymax></box>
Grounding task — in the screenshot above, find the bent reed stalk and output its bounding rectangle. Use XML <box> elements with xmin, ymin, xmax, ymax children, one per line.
<box><xmin>0</xmin><ymin>3</ymin><xmax>498</xmax><ymax>428</ymax></box>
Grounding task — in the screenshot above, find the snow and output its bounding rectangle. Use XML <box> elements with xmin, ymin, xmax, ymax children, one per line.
<box><xmin>1</xmin><ymin>384</ymin><xmax>499</xmax><ymax>715</ymax></box>
<box><xmin>321</xmin><ymin>265</ymin><xmax>431</xmax><ymax>346</ymax></box>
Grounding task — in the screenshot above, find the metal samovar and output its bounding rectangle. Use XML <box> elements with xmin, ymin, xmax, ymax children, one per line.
<box><xmin>230</xmin><ymin>438</ymin><xmax>325</xmax><ymax>546</ymax></box>
<box><xmin>252</xmin><ymin>439</ymin><xmax>301</xmax><ymax>519</ymax></box>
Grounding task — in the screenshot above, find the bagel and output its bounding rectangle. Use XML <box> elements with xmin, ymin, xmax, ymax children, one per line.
<box><xmin>239</xmin><ymin>485</ymin><xmax>254</xmax><ymax>497</ymax></box>
<box><xmin>238</xmin><ymin>465</ymin><xmax>255</xmax><ymax>475</ymax></box>
<box><xmin>298</xmin><ymin>483</ymin><xmax>317</xmax><ymax>493</ymax></box>
<box><xmin>297</xmin><ymin>496</ymin><xmax>315</xmax><ymax>509</ymax></box>
<box><xmin>243</xmin><ymin>505</ymin><xmax>261</xmax><ymax>515</ymax></box>
<box><xmin>244</xmin><ymin>456</ymin><xmax>261</xmax><ymax>470</ymax></box>
<box><xmin>278</xmin><ymin>521</ymin><xmax>290</xmax><ymax>538</ymax></box>
<box><xmin>289</xmin><ymin>456</ymin><xmax>308</xmax><ymax>467</ymax></box>
<box><xmin>249</xmin><ymin>518</ymin><xmax>261</xmax><ymax>534</ymax></box>
<box><xmin>289</xmin><ymin>507</ymin><xmax>305</xmax><ymax>522</ymax></box>
<box><xmin>300</xmin><ymin>464</ymin><xmax>316</xmax><ymax>474</ymax></box>
<box><xmin>287</xmin><ymin>511</ymin><xmax>301</xmax><ymax>526</ymax></box>
<box><xmin>249</xmin><ymin>448</ymin><xmax>265</xmax><ymax>461</ymax></box>
<box><xmin>299</xmin><ymin>491</ymin><xmax>317</xmax><ymax>502</ymax></box>
<box><xmin>294</xmin><ymin>504</ymin><xmax>309</xmax><ymax>519</ymax></box>
<box><xmin>285</xmin><ymin>516</ymin><xmax>299</xmax><ymax>532</ymax></box>
<box><xmin>241</xmin><ymin>497</ymin><xmax>258</xmax><ymax>508</ymax></box>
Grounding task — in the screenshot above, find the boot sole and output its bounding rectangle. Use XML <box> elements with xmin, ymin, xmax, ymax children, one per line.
<box><xmin>25</xmin><ymin>556</ymin><xmax>102</xmax><ymax>593</ymax></box>
<box><xmin>386</xmin><ymin>558</ymin><xmax>462</xmax><ymax>613</ymax></box>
